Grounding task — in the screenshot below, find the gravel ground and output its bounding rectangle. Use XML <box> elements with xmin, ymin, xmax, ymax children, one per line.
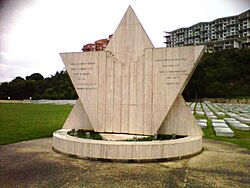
<box><xmin>0</xmin><ymin>138</ymin><xmax>249</xmax><ymax>188</ymax></box>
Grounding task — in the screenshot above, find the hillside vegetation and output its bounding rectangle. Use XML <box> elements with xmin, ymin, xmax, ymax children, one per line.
<box><xmin>0</xmin><ymin>71</ymin><xmax>77</xmax><ymax>100</ymax></box>
<box><xmin>183</xmin><ymin>48</ymin><xmax>250</xmax><ymax>100</ymax></box>
<box><xmin>0</xmin><ymin>48</ymin><xmax>249</xmax><ymax>100</ymax></box>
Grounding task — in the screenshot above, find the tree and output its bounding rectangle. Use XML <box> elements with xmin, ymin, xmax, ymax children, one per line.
<box><xmin>1</xmin><ymin>48</ymin><xmax>248</xmax><ymax>100</ymax></box>
<box><xmin>12</xmin><ymin>76</ymin><xmax>24</xmax><ymax>81</ymax></box>
<box><xmin>26</xmin><ymin>73</ymin><xmax>44</xmax><ymax>80</ymax></box>
<box><xmin>183</xmin><ymin>48</ymin><xmax>250</xmax><ymax>100</ymax></box>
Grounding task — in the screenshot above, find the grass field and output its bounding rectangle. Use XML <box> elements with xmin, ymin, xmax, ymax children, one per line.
<box><xmin>194</xmin><ymin>114</ymin><xmax>250</xmax><ymax>150</ymax></box>
<box><xmin>202</xmin><ymin>119</ymin><xmax>250</xmax><ymax>150</ymax></box>
<box><xmin>1</xmin><ymin>103</ymin><xmax>249</xmax><ymax>150</ymax></box>
<box><xmin>0</xmin><ymin>103</ymin><xmax>72</xmax><ymax>145</ymax></box>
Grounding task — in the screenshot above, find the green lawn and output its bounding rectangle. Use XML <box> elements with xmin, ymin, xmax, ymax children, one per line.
<box><xmin>196</xmin><ymin>116</ymin><xmax>250</xmax><ymax>150</ymax></box>
<box><xmin>1</xmin><ymin>103</ymin><xmax>249</xmax><ymax>150</ymax></box>
<box><xmin>0</xmin><ymin>103</ymin><xmax>72</xmax><ymax>145</ymax></box>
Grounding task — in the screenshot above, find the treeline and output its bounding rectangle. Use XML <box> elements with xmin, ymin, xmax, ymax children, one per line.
<box><xmin>183</xmin><ymin>48</ymin><xmax>250</xmax><ymax>100</ymax></box>
<box><xmin>0</xmin><ymin>48</ymin><xmax>250</xmax><ymax>100</ymax></box>
<box><xmin>0</xmin><ymin>71</ymin><xmax>77</xmax><ymax>100</ymax></box>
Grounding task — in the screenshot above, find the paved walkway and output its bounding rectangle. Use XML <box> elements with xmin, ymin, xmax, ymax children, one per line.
<box><xmin>0</xmin><ymin>138</ymin><xmax>249</xmax><ymax>188</ymax></box>
<box><xmin>0</xmin><ymin>99</ymin><xmax>76</xmax><ymax>105</ymax></box>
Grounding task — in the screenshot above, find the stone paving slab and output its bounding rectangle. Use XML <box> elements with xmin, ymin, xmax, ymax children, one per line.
<box><xmin>212</xmin><ymin>123</ymin><xmax>229</xmax><ymax>128</ymax></box>
<box><xmin>0</xmin><ymin>99</ymin><xmax>77</xmax><ymax>105</ymax></box>
<box><xmin>211</xmin><ymin>119</ymin><xmax>225</xmax><ymax>123</ymax></box>
<box><xmin>228</xmin><ymin>122</ymin><xmax>250</xmax><ymax>131</ymax></box>
<box><xmin>197</xmin><ymin>119</ymin><xmax>207</xmax><ymax>128</ymax></box>
<box><xmin>190</xmin><ymin>102</ymin><xmax>250</xmax><ymax>134</ymax></box>
<box><xmin>0</xmin><ymin>138</ymin><xmax>249</xmax><ymax>188</ymax></box>
<box><xmin>207</xmin><ymin>115</ymin><xmax>217</xmax><ymax>119</ymax></box>
<box><xmin>215</xmin><ymin>112</ymin><xmax>225</xmax><ymax>116</ymax></box>
<box><xmin>227</xmin><ymin>112</ymin><xmax>239</xmax><ymax>118</ymax></box>
<box><xmin>236</xmin><ymin>117</ymin><xmax>250</xmax><ymax>124</ymax></box>
<box><xmin>197</xmin><ymin>119</ymin><xmax>207</xmax><ymax>123</ymax></box>
<box><xmin>224</xmin><ymin>118</ymin><xmax>237</xmax><ymax>122</ymax></box>
<box><xmin>196</xmin><ymin>111</ymin><xmax>205</xmax><ymax>115</ymax></box>
<box><xmin>213</xmin><ymin>127</ymin><xmax>235</xmax><ymax>137</ymax></box>
<box><xmin>240</xmin><ymin>113</ymin><xmax>250</xmax><ymax>118</ymax></box>
<box><xmin>198</xmin><ymin>122</ymin><xmax>207</xmax><ymax>129</ymax></box>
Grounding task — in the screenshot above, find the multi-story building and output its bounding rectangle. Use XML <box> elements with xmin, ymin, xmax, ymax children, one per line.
<box><xmin>164</xmin><ymin>9</ymin><xmax>250</xmax><ymax>52</ymax></box>
<box><xmin>82</xmin><ymin>35</ymin><xmax>113</xmax><ymax>51</ymax></box>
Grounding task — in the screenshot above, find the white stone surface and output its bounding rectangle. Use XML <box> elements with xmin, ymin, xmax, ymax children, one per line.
<box><xmin>188</xmin><ymin>102</ymin><xmax>250</xmax><ymax>134</ymax></box>
<box><xmin>240</xmin><ymin>113</ymin><xmax>250</xmax><ymax>119</ymax></box>
<box><xmin>211</xmin><ymin>119</ymin><xmax>225</xmax><ymax>123</ymax></box>
<box><xmin>196</xmin><ymin>111</ymin><xmax>205</xmax><ymax>115</ymax></box>
<box><xmin>224</xmin><ymin>118</ymin><xmax>236</xmax><ymax>122</ymax></box>
<box><xmin>207</xmin><ymin>115</ymin><xmax>217</xmax><ymax>119</ymax></box>
<box><xmin>235</xmin><ymin>116</ymin><xmax>250</xmax><ymax>124</ymax></box>
<box><xmin>227</xmin><ymin>112</ymin><xmax>239</xmax><ymax>118</ymax></box>
<box><xmin>213</xmin><ymin>127</ymin><xmax>234</xmax><ymax>137</ymax></box>
<box><xmin>53</xmin><ymin>6</ymin><xmax>204</xmax><ymax>161</ymax></box>
<box><xmin>227</xmin><ymin>121</ymin><xmax>250</xmax><ymax>131</ymax></box>
<box><xmin>205</xmin><ymin>112</ymin><xmax>214</xmax><ymax>115</ymax></box>
<box><xmin>212</xmin><ymin>122</ymin><xmax>229</xmax><ymax>128</ymax></box>
<box><xmin>100</xmin><ymin>133</ymin><xmax>148</xmax><ymax>141</ymax></box>
<box><xmin>53</xmin><ymin>129</ymin><xmax>203</xmax><ymax>160</ymax></box>
<box><xmin>198</xmin><ymin>122</ymin><xmax>207</xmax><ymax>129</ymax></box>
<box><xmin>32</xmin><ymin>99</ymin><xmax>76</xmax><ymax>105</ymax></box>
<box><xmin>232</xmin><ymin>123</ymin><xmax>250</xmax><ymax>131</ymax></box>
<box><xmin>216</xmin><ymin>112</ymin><xmax>225</xmax><ymax>116</ymax></box>
<box><xmin>197</xmin><ymin>119</ymin><xmax>207</xmax><ymax>123</ymax></box>
<box><xmin>60</xmin><ymin>6</ymin><xmax>204</xmax><ymax>136</ymax></box>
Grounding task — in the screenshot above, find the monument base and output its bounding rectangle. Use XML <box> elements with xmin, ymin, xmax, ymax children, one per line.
<box><xmin>100</xmin><ymin>133</ymin><xmax>149</xmax><ymax>141</ymax></box>
<box><xmin>53</xmin><ymin>129</ymin><xmax>202</xmax><ymax>162</ymax></box>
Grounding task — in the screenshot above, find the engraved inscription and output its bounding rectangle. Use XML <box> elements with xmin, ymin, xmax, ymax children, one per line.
<box><xmin>155</xmin><ymin>58</ymin><xmax>188</xmax><ymax>85</ymax></box>
<box><xmin>70</xmin><ymin>62</ymin><xmax>97</xmax><ymax>90</ymax></box>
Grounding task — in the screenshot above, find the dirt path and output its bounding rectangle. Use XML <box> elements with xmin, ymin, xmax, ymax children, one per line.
<box><xmin>0</xmin><ymin>138</ymin><xmax>249</xmax><ymax>188</ymax></box>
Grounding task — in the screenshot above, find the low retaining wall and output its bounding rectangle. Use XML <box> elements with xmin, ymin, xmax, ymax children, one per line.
<box><xmin>53</xmin><ymin>129</ymin><xmax>202</xmax><ymax>162</ymax></box>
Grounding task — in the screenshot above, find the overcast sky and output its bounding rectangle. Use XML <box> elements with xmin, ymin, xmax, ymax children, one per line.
<box><xmin>0</xmin><ymin>0</ymin><xmax>249</xmax><ymax>82</ymax></box>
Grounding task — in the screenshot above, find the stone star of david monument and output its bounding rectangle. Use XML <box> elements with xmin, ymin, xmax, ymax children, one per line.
<box><xmin>53</xmin><ymin>6</ymin><xmax>205</xmax><ymax>161</ymax></box>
